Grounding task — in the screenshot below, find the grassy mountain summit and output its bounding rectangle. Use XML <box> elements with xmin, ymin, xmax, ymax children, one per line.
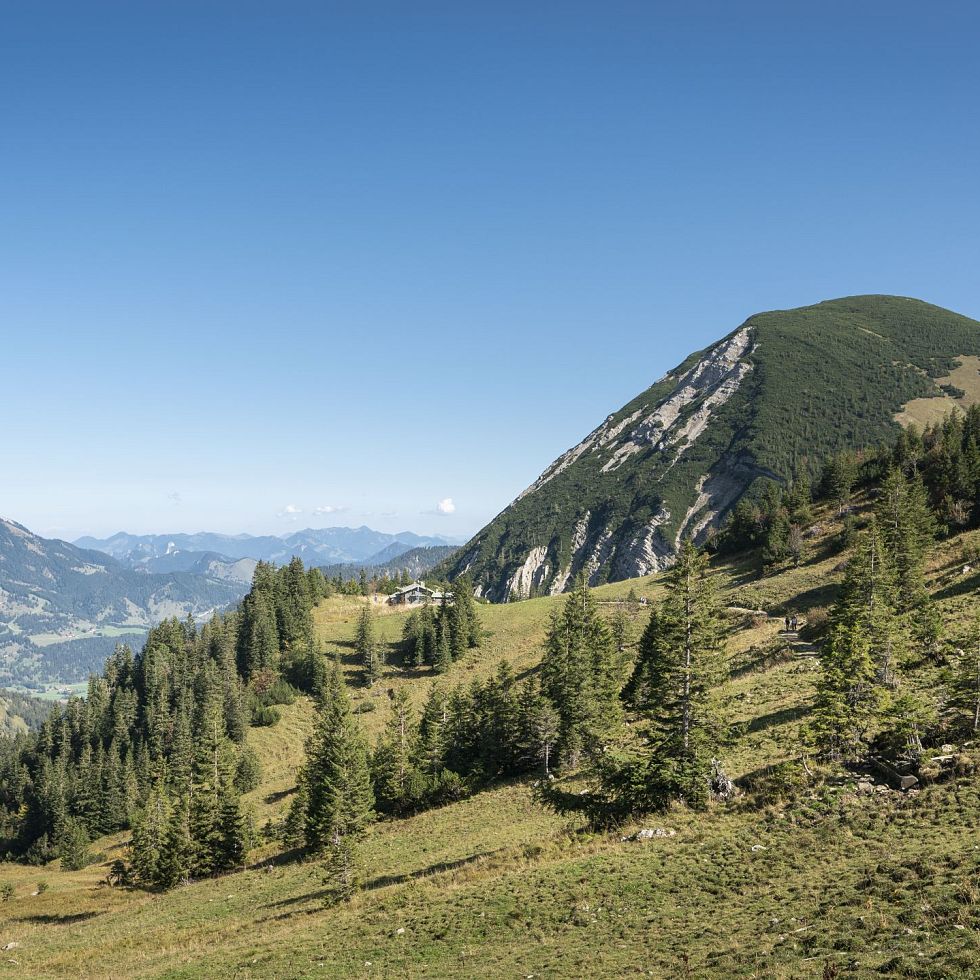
<box><xmin>446</xmin><ymin>295</ymin><xmax>980</xmax><ymax>600</ymax></box>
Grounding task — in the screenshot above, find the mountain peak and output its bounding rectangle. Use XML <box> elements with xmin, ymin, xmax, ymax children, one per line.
<box><xmin>445</xmin><ymin>294</ymin><xmax>980</xmax><ymax>600</ymax></box>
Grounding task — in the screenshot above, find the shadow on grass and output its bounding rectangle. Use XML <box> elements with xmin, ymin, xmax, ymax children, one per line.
<box><xmin>247</xmin><ymin>846</ymin><xmax>308</xmax><ymax>872</ymax></box>
<box><xmin>729</xmin><ymin>645</ymin><xmax>792</xmax><ymax>680</ymax></box>
<box><xmin>784</xmin><ymin>583</ymin><xmax>840</xmax><ymax>611</ymax></box>
<box><xmin>263</xmin><ymin>786</ymin><xmax>297</xmax><ymax>805</ymax></box>
<box><xmin>932</xmin><ymin>571</ymin><xmax>980</xmax><ymax>602</ymax></box>
<box><xmin>260</xmin><ymin>851</ymin><xmax>499</xmax><ymax>920</ymax></box>
<box><xmin>746</xmin><ymin>704</ymin><xmax>811</xmax><ymax>734</ymax></box>
<box><xmin>16</xmin><ymin>910</ymin><xmax>102</xmax><ymax>926</ymax></box>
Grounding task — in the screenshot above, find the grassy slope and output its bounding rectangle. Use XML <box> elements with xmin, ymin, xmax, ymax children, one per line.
<box><xmin>896</xmin><ymin>355</ymin><xmax>980</xmax><ymax>430</ymax></box>
<box><xmin>2</xmin><ymin>505</ymin><xmax>980</xmax><ymax>978</ymax></box>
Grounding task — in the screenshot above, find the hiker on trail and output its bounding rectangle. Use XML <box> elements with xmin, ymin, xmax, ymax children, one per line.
<box><xmin>784</xmin><ymin>615</ymin><xmax>790</xmax><ymax>631</ymax></box>
<box><xmin>790</xmin><ymin>616</ymin><xmax>798</xmax><ymax>631</ymax></box>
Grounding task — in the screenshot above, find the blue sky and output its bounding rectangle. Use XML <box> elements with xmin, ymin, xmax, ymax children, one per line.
<box><xmin>3</xmin><ymin>1</ymin><xmax>980</xmax><ymax>540</ymax></box>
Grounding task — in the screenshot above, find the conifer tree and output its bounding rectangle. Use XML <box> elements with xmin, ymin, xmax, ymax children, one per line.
<box><xmin>57</xmin><ymin>817</ymin><xmax>91</xmax><ymax>871</ymax></box>
<box><xmin>515</xmin><ymin>678</ymin><xmax>560</xmax><ymax>776</ymax></box>
<box><xmin>415</xmin><ymin>685</ymin><xmax>450</xmax><ymax>783</ymax></box>
<box><xmin>237</xmin><ymin>586</ymin><xmax>280</xmax><ymax>679</ymax></box>
<box><xmin>625</xmin><ymin>541</ymin><xmax>722</xmax><ymax>807</ymax></box>
<box><xmin>809</xmin><ymin>624</ymin><xmax>879</xmax><ymax>762</ymax></box>
<box><xmin>540</xmin><ymin>575</ymin><xmax>621</xmax><ymax>768</ymax></box>
<box><xmin>875</xmin><ymin>467</ymin><xmax>936</xmax><ymax>613</ymax></box>
<box><xmin>434</xmin><ymin>624</ymin><xmax>453</xmax><ymax>674</ymax></box>
<box><xmin>355</xmin><ymin>606</ymin><xmax>384</xmax><ymax>686</ymax></box>
<box><xmin>450</xmin><ymin>574</ymin><xmax>482</xmax><ymax>648</ymax></box>
<box><xmin>371</xmin><ymin>690</ymin><xmax>420</xmax><ymax>815</ymax></box>
<box><xmin>809</xmin><ymin>519</ymin><xmax>900</xmax><ymax>761</ymax></box>
<box><xmin>214</xmin><ymin>786</ymin><xmax>251</xmax><ymax>872</ymax></box>
<box><xmin>822</xmin><ymin>451</ymin><xmax>858</xmax><ymax>515</ymax></box>
<box><xmin>292</xmin><ymin>668</ymin><xmax>374</xmax><ymax>854</ymax></box>
<box><xmin>156</xmin><ymin>800</ymin><xmax>193</xmax><ymax>889</ymax></box>
<box><xmin>763</xmin><ymin>507</ymin><xmax>791</xmax><ymax>567</ymax></box>
<box><xmin>129</xmin><ymin>787</ymin><xmax>170</xmax><ymax>887</ymax></box>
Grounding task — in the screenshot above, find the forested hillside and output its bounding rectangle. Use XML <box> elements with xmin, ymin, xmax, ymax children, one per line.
<box><xmin>444</xmin><ymin>295</ymin><xmax>980</xmax><ymax>600</ymax></box>
<box><xmin>0</xmin><ymin>416</ymin><xmax>978</xmax><ymax>976</ymax></box>
<box><xmin>317</xmin><ymin>545</ymin><xmax>458</xmax><ymax>590</ymax></box>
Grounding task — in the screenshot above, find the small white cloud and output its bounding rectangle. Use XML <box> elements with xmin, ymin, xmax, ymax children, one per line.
<box><xmin>167</xmin><ymin>491</ymin><xmax>181</xmax><ymax>505</ymax></box>
<box><xmin>436</xmin><ymin>497</ymin><xmax>456</xmax><ymax>516</ymax></box>
<box><xmin>277</xmin><ymin>503</ymin><xmax>303</xmax><ymax>520</ymax></box>
<box><xmin>314</xmin><ymin>504</ymin><xmax>348</xmax><ymax>516</ymax></box>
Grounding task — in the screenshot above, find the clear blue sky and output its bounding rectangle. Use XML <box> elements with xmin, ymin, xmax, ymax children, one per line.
<box><xmin>4</xmin><ymin>1</ymin><xmax>980</xmax><ymax>540</ymax></box>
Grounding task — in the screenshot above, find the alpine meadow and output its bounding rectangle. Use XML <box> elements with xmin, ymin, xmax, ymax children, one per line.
<box><xmin>5</xmin><ymin>4</ymin><xmax>980</xmax><ymax>978</ymax></box>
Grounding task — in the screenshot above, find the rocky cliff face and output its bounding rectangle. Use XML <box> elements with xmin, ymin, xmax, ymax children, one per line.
<box><xmin>445</xmin><ymin>296</ymin><xmax>980</xmax><ymax>601</ymax></box>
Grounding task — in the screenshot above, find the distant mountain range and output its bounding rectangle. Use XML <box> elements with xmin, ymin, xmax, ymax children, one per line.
<box><xmin>75</xmin><ymin>527</ymin><xmax>461</xmax><ymax>577</ymax></box>
<box><xmin>319</xmin><ymin>545</ymin><xmax>459</xmax><ymax>583</ymax></box>
<box><xmin>0</xmin><ymin>518</ymin><xmax>249</xmax><ymax>689</ymax></box>
<box><xmin>0</xmin><ymin>521</ymin><xmax>462</xmax><ymax>689</ymax></box>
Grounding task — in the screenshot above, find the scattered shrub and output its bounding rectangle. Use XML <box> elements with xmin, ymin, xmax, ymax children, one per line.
<box><xmin>251</xmin><ymin>705</ymin><xmax>282</xmax><ymax>727</ymax></box>
<box><xmin>259</xmin><ymin>678</ymin><xmax>299</xmax><ymax>707</ymax></box>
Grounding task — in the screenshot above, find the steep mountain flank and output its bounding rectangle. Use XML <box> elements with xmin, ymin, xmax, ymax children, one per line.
<box><xmin>447</xmin><ymin>295</ymin><xmax>980</xmax><ymax>599</ymax></box>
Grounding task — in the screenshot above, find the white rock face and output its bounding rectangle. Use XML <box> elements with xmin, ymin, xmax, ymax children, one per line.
<box><xmin>675</xmin><ymin>457</ymin><xmax>779</xmax><ymax>549</ymax></box>
<box><xmin>505</xmin><ymin>545</ymin><xmax>550</xmax><ymax>599</ymax></box>
<box><xmin>549</xmin><ymin>512</ymin><xmax>593</xmax><ymax>595</ymax></box>
<box><xmin>516</xmin><ymin>329</ymin><xmax>754</xmax><ymax>500</ymax></box>
<box><xmin>602</xmin><ymin>328</ymin><xmax>753</xmax><ymax>471</ymax></box>
<box><xmin>612</xmin><ymin>507</ymin><xmax>674</xmax><ymax>579</ymax></box>
<box><xmin>580</xmin><ymin>526</ymin><xmax>616</xmax><ymax>587</ymax></box>
<box><xmin>483</xmin><ymin>328</ymin><xmax>759</xmax><ymax>596</ymax></box>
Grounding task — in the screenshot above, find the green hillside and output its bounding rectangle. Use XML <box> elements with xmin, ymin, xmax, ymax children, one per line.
<box><xmin>444</xmin><ymin>295</ymin><xmax>980</xmax><ymax>600</ymax></box>
<box><xmin>1</xmin><ymin>486</ymin><xmax>979</xmax><ymax>977</ymax></box>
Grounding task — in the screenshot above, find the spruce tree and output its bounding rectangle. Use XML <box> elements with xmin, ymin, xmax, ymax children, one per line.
<box><xmin>214</xmin><ymin>787</ymin><xmax>250</xmax><ymax>871</ymax></box>
<box><xmin>809</xmin><ymin>624</ymin><xmax>879</xmax><ymax>762</ymax></box>
<box><xmin>822</xmin><ymin>451</ymin><xmax>858</xmax><ymax>515</ymax></box>
<box><xmin>371</xmin><ymin>690</ymin><xmax>420</xmax><ymax>815</ymax></box>
<box><xmin>625</xmin><ymin>541</ymin><xmax>722</xmax><ymax>807</ymax></box>
<box><xmin>292</xmin><ymin>667</ymin><xmax>374</xmax><ymax>854</ymax></box>
<box><xmin>515</xmin><ymin>678</ymin><xmax>560</xmax><ymax>776</ymax></box>
<box><xmin>434</xmin><ymin>624</ymin><xmax>453</xmax><ymax>674</ymax></box>
<box><xmin>355</xmin><ymin>606</ymin><xmax>384</xmax><ymax>686</ymax></box>
<box><xmin>129</xmin><ymin>787</ymin><xmax>170</xmax><ymax>886</ymax></box>
<box><xmin>763</xmin><ymin>508</ymin><xmax>791</xmax><ymax>567</ymax></box>
<box><xmin>540</xmin><ymin>575</ymin><xmax>621</xmax><ymax>768</ymax></box>
<box><xmin>415</xmin><ymin>685</ymin><xmax>450</xmax><ymax>783</ymax></box>
<box><xmin>875</xmin><ymin>467</ymin><xmax>936</xmax><ymax>614</ymax></box>
<box><xmin>809</xmin><ymin>519</ymin><xmax>900</xmax><ymax>761</ymax></box>
<box><xmin>156</xmin><ymin>800</ymin><xmax>193</xmax><ymax>889</ymax></box>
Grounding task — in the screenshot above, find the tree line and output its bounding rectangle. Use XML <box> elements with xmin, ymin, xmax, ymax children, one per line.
<box><xmin>0</xmin><ymin>557</ymin><xmax>330</xmax><ymax>883</ymax></box>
